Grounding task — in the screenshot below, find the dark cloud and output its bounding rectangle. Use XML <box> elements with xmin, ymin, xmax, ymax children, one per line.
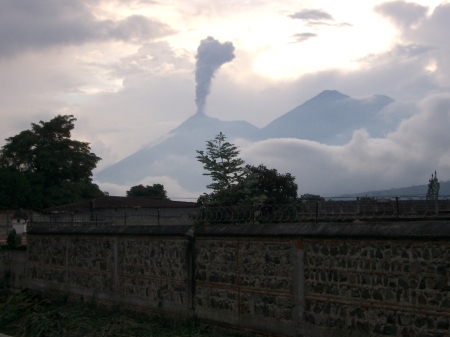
<box><xmin>195</xmin><ymin>36</ymin><xmax>235</xmax><ymax>114</ymax></box>
<box><xmin>336</xmin><ymin>22</ymin><xmax>353</xmax><ymax>27</ymax></box>
<box><xmin>289</xmin><ymin>9</ymin><xmax>334</xmax><ymax>21</ymax></box>
<box><xmin>374</xmin><ymin>1</ymin><xmax>428</xmax><ymax>28</ymax></box>
<box><xmin>288</xmin><ymin>8</ymin><xmax>351</xmax><ymax>28</ymax></box>
<box><xmin>358</xmin><ymin>43</ymin><xmax>433</xmax><ymax>64</ymax></box>
<box><xmin>290</xmin><ymin>32</ymin><xmax>318</xmax><ymax>43</ymax></box>
<box><xmin>0</xmin><ymin>0</ymin><xmax>174</xmax><ymax>57</ymax></box>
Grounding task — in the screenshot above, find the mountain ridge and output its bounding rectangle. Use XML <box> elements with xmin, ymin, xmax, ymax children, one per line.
<box><xmin>261</xmin><ymin>90</ymin><xmax>395</xmax><ymax>144</ymax></box>
<box><xmin>95</xmin><ymin>90</ymin><xmax>396</xmax><ymax>193</ymax></box>
<box><xmin>340</xmin><ymin>181</ymin><xmax>450</xmax><ymax>198</ymax></box>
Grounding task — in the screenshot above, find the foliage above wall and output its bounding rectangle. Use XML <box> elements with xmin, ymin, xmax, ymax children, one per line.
<box><xmin>0</xmin><ymin>115</ymin><xmax>104</xmax><ymax>209</ymax></box>
<box><xmin>196</xmin><ymin>132</ymin><xmax>298</xmax><ymax>206</ymax></box>
<box><xmin>126</xmin><ymin>184</ymin><xmax>168</xmax><ymax>199</ymax></box>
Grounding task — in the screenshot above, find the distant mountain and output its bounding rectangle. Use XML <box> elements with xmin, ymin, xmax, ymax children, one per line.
<box><xmin>261</xmin><ymin>90</ymin><xmax>394</xmax><ymax>144</ymax></box>
<box><xmin>96</xmin><ymin>112</ymin><xmax>259</xmax><ymax>191</ymax></box>
<box><xmin>341</xmin><ymin>181</ymin><xmax>450</xmax><ymax>197</ymax></box>
<box><xmin>95</xmin><ymin>90</ymin><xmax>396</xmax><ymax>191</ymax></box>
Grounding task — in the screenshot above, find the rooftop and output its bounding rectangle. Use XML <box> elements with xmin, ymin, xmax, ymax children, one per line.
<box><xmin>44</xmin><ymin>196</ymin><xmax>197</xmax><ymax>213</ymax></box>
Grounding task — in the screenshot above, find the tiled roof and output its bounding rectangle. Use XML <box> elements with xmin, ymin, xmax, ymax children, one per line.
<box><xmin>44</xmin><ymin>196</ymin><xmax>197</xmax><ymax>213</ymax></box>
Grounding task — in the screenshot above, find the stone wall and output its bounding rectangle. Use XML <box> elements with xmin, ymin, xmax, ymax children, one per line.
<box><xmin>0</xmin><ymin>248</ymin><xmax>27</xmax><ymax>289</ymax></box>
<box><xmin>195</xmin><ymin>237</ymin><xmax>298</xmax><ymax>335</ymax></box>
<box><xmin>24</xmin><ymin>222</ymin><xmax>450</xmax><ymax>336</ymax></box>
<box><xmin>119</xmin><ymin>236</ymin><xmax>189</xmax><ymax>311</ymax></box>
<box><xmin>0</xmin><ymin>210</ymin><xmax>14</xmax><ymax>236</ymax></box>
<box><xmin>303</xmin><ymin>238</ymin><xmax>450</xmax><ymax>336</ymax></box>
<box><xmin>27</xmin><ymin>230</ymin><xmax>191</xmax><ymax>317</ymax></box>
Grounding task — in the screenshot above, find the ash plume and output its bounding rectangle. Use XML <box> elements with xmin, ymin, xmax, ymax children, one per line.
<box><xmin>195</xmin><ymin>36</ymin><xmax>235</xmax><ymax>114</ymax></box>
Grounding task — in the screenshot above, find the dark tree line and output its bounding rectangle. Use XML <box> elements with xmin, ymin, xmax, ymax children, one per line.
<box><xmin>0</xmin><ymin>115</ymin><xmax>104</xmax><ymax>209</ymax></box>
<box><xmin>126</xmin><ymin>184</ymin><xmax>168</xmax><ymax>199</ymax></box>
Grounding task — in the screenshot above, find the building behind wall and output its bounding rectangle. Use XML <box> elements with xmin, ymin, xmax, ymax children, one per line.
<box><xmin>41</xmin><ymin>196</ymin><xmax>198</xmax><ymax>226</ymax></box>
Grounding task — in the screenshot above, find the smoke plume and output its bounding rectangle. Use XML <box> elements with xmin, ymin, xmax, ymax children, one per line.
<box><xmin>195</xmin><ymin>36</ymin><xmax>235</xmax><ymax>114</ymax></box>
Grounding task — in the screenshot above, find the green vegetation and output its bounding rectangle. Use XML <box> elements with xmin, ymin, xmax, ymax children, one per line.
<box><xmin>0</xmin><ymin>290</ymin><xmax>232</xmax><ymax>337</ymax></box>
<box><xmin>6</xmin><ymin>229</ymin><xmax>22</xmax><ymax>248</ymax></box>
<box><xmin>0</xmin><ymin>115</ymin><xmax>104</xmax><ymax>209</ymax></box>
<box><xmin>196</xmin><ymin>132</ymin><xmax>298</xmax><ymax>206</ymax></box>
<box><xmin>427</xmin><ymin>171</ymin><xmax>440</xmax><ymax>200</ymax></box>
<box><xmin>245</xmin><ymin>164</ymin><xmax>297</xmax><ymax>205</ymax></box>
<box><xmin>299</xmin><ymin>193</ymin><xmax>324</xmax><ymax>201</ymax></box>
<box><xmin>126</xmin><ymin>184</ymin><xmax>168</xmax><ymax>199</ymax></box>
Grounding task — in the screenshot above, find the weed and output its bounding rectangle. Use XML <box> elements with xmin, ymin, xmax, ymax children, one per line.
<box><xmin>0</xmin><ymin>289</ymin><xmax>234</xmax><ymax>337</ymax></box>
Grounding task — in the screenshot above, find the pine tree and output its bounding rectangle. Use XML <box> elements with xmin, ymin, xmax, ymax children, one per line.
<box><xmin>196</xmin><ymin>132</ymin><xmax>244</xmax><ymax>191</ymax></box>
<box><xmin>426</xmin><ymin>171</ymin><xmax>440</xmax><ymax>200</ymax></box>
<box><xmin>196</xmin><ymin>133</ymin><xmax>298</xmax><ymax>206</ymax></box>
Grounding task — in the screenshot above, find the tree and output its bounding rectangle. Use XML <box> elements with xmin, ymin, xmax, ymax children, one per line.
<box><xmin>196</xmin><ymin>133</ymin><xmax>298</xmax><ymax>206</ymax></box>
<box><xmin>245</xmin><ymin>164</ymin><xmax>298</xmax><ymax>204</ymax></box>
<box><xmin>196</xmin><ymin>132</ymin><xmax>247</xmax><ymax>205</ymax></box>
<box><xmin>426</xmin><ymin>171</ymin><xmax>440</xmax><ymax>200</ymax></box>
<box><xmin>0</xmin><ymin>168</ymin><xmax>34</xmax><ymax>209</ymax></box>
<box><xmin>0</xmin><ymin>115</ymin><xmax>104</xmax><ymax>208</ymax></box>
<box><xmin>126</xmin><ymin>184</ymin><xmax>168</xmax><ymax>199</ymax></box>
<box><xmin>196</xmin><ymin>132</ymin><xmax>245</xmax><ymax>192</ymax></box>
<box><xmin>299</xmin><ymin>193</ymin><xmax>325</xmax><ymax>202</ymax></box>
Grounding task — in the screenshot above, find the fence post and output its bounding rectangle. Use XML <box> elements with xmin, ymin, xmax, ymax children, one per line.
<box><xmin>29</xmin><ymin>212</ymin><xmax>33</xmax><ymax>231</ymax></box>
<box><xmin>96</xmin><ymin>213</ymin><xmax>98</xmax><ymax>226</ymax></box>
<box><xmin>6</xmin><ymin>211</ymin><xmax>10</xmax><ymax>234</ymax></box>
<box><xmin>252</xmin><ymin>204</ymin><xmax>255</xmax><ymax>224</ymax></box>
<box><xmin>315</xmin><ymin>202</ymin><xmax>319</xmax><ymax>222</ymax></box>
<box><xmin>396</xmin><ymin>197</ymin><xmax>399</xmax><ymax>220</ymax></box>
<box><xmin>157</xmin><ymin>208</ymin><xmax>160</xmax><ymax>226</ymax></box>
<box><xmin>71</xmin><ymin>212</ymin><xmax>74</xmax><ymax>227</ymax></box>
<box><xmin>124</xmin><ymin>211</ymin><xmax>127</xmax><ymax>226</ymax></box>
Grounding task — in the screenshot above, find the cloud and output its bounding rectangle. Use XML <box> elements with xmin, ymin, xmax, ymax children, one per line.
<box><xmin>374</xmin><ymin>3</ymin><xmax>450</xmax><ymax>88</ymax></box>
<box><xmin>374</xmin><ymin>1</ymin><xmax>428</xmax><ymax>28</ymax></box>
<box><xmin>0</xmin><ymin>0</ymin><xmax>174</xmax><ymax>57</ymax></box>
<box><xmin>290</xmin><ymin>32</ymin><xmax>318</xmax><ymax>43</ymax></box>
<box><xmin>239</xmin><ymin>94</ymin><xmax>450</xmax><ymax>196</ymax></box>
<box><xmin>288</xmin><ymin>8</ymin><xmax>351</xmax><ymax>28</ymax></box>
<box><xmin>112</xmin><ymin>41</ymin><xmax>192</xmax><ymax>78</ymax></box>
<box><xmin>289</xmin><ymin>9</ymin><xmax>334</xmax><ymax>21</ymax></box>
<box><xmin>95</xmin><ymin>175</ymin><xmax>199</xmax><ymax>200</ymax></box>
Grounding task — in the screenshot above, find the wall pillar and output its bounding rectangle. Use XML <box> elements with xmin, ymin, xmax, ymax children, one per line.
<box><xmin>65</xmin><ymin>235</ymin><xmax>69</xmax><ymax>292</ymax></box>
<box><xmin>113</xmin><ymin>236</ymin><xmax>119</xmax><ymax>294</ymax></box>
<box><xmin>186</xmin><ymin>236</ymin><xmax>195</xmax><ymax>318</ymax></box>
<box><xmin>292</xmin><ymin>238</ymin><xmax>305</xmax><ymax>334</ymax></box>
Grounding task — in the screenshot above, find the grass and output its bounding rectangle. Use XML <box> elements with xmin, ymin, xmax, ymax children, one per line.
<box><xmin>0</xmin><ymin>288</ymin><xmax>234</xmax><ymax>337</ymax></box>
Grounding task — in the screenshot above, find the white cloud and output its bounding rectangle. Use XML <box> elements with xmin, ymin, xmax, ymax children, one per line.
<box><xmin>240</xmin><ymin>94</ymin><xmax>450</xmax><ymax>196</ymax></box>
<box><xmin>95</xmin><ymin>175</ymin><xmax>199</xmax><ymax>200</ymax></box>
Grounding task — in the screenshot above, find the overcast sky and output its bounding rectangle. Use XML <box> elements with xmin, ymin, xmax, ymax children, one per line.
<box><xmin>1</xmin><ymin>0</ymin><xmax>450</xmax><ymax>197</ymax></box>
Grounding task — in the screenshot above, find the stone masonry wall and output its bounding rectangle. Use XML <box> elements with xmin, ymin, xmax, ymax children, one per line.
<box><xmin>68</xmin><ymin>236</ymin><xmax>115</xmax><ymax>293</ymax></box>
<box><xmin>28</xmin><ymin>235</ymin><xmax>66</xmax><ymax>285</ymax></box>
<box><xmin>119</xmin><ymin>237</ymin><xmax>188</xmax><ymax>308</ymax></box>
<box><xmin>304</xmin><ymin>238</ymin><xmax>450</xmax><ymax>336</ymax></box>
<box><xmin>27</xmin><ymin>234</ymin><xmax>190</xmax><ymax>317</ymax></box>
<box><xmin>195</xmin><ymin>237</ymin><xmax>297</xmax><ymax>335</ymax></box>
<box><xmin>25</xmin><ymin>223</ymin><xmax>450</xmax><ymax>337</ymax></box>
